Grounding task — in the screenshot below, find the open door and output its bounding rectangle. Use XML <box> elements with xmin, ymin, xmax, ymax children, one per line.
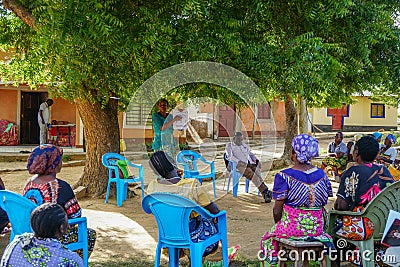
<box><xmin>20</xmin><ymin>92</ymin><xmax>48</xmax><ymax>144</ymax></box>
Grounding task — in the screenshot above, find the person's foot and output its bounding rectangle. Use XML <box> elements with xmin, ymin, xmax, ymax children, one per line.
<box><xmin>262</xmin><ymin>189</ymin><xmax>272</xmax><ymax>203</ymax></box>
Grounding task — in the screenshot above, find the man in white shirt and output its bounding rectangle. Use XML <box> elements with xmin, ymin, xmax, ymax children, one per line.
<box><xmin>37</xmin><ymin>99</ymin><xmax>53</xmax><ymax>145</ymax></box>
<box><xmin>225</xmin><ymin>132</ymin><xmax>272</xmax><ymax>203</ymax></box>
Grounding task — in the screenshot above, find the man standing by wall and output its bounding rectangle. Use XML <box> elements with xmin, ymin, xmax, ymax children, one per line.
<box><xmin>37</xmin><ymin>99</ymin><xmax>53</xmax><ymax>145</ymax></box>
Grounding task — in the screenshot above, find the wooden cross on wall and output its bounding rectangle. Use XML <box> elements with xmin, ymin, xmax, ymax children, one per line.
<box><xmin>327</xmin><ymin>105</ymin><xmax>349</xmax><ymax>131</ymax></box>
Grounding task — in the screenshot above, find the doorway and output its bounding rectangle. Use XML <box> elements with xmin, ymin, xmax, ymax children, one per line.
<box><xmin>218</xmin><ymin>104</ymin><xmax>236</xmax><ymax>137</ymax></box>
<box><xmin>20</xmin><ymin>92</ymin><xmax>48</xmax><ymax>144</ymax></box>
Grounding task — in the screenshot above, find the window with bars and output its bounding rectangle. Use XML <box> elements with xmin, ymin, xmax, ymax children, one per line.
<box><xmin>125</xmin><ymin>102</ymin><xmax>153</xmax><ymax>126</ymax></box>
<box><xmin>370</xmin><ymin>103</ymin><xmax>385</xmax><ymax>118</ymax></box>
<box><xmin>258</xmin><ymin>103</ymin><xmax>271</xmax><ymax>119</ymax></box>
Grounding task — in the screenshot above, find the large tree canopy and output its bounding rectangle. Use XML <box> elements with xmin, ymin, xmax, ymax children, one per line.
<box><xmin>0</xmin><ymin>0</ymin><xmax>399</xmax><ymax>193</ymax></box>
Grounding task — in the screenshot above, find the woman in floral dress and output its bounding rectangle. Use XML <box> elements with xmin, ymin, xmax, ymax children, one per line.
<box><xmin>1</xmin><ymin>203</ymin><xmax>83</xmax><ymax>267</ymax></box>
<box><xmin>333</xmin><ymin>136</ymin><xmax>393</xmax><ymax>266</ymax></box>
<box><xmin>260</xmin><ymin>134</ymin><xmax>334</xmax><ymax>266</ymax></box>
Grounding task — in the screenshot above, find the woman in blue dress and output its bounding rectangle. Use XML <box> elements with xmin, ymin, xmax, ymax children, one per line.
<box><xmin>1</xmin><ymin>203</ymin><xmax>83</xmax><ymax>267</ymax></box>
<box><xmin>152</xmin><ymin>99</ymin><xmax>182</xmax><ymax>158</ymax></box>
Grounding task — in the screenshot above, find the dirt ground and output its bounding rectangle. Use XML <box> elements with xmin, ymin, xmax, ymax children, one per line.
<box><xmin>0</xmin><ymin>155</ymin><xmax>339</xmax><ymax>265</ymax></box>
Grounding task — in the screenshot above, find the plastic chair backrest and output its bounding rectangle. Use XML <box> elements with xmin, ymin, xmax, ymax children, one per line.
<box><xmin>0</xmin><ymin>190</ymin><xmax>36</xmax><ymax>241</ymax></box>
<box><xmin>0</xmin><ymin>190</ymin><xmax>89</xmax><ymax>267</ymax></box>
<box><xmin>176</xmin><ymin>150</ymin><xmax>208</xmax><ymax>176</ymax></box>
<box><xmin>142</xmin><ymin>192</ymin><xmax>202</xmax><ymax>245</ymax></box>
<box><xmin>102</xmin><ymin>152</ymin><xmax>126</xmax><ymax>179</ymax></box>
<box><xmin>362</xmin><ymin>181</ymin><xmax>400</xmax><ymax>239</ymax></box>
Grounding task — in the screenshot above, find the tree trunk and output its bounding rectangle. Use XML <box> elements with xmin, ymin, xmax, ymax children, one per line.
<box><xmin>75</xmin><ymin>98</ymin><xmax>120</xmax><ymax>196</ymax></box>
<box><xmin>297</xmin><ymin>95</ymin><xmax>308</xmax><ymax>134</ymax></box>
<box><xmin>281</xmin><ymin>95</ymin><xmax>298</xmax><ymax>164</ymax></box>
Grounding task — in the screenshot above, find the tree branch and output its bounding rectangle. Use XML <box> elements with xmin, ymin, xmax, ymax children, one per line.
<box><xmin>3</xmin><ymin>0</ymin><xmax>36</xmax><ymax>29</ymax></box>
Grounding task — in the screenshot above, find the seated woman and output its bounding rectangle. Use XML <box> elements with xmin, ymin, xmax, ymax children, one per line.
<box><xmin>260</xmin><ymin>134</ymin><xmax>334</xmax><ymax>266</ymax></box>
<box><xmin>0</xmin><ymin>177</ymin><xmax>9</xmax><ymax>234</ymax></box>
<box><xmin>148</xmin><ymin>151</ymin><xmax>220</xmax><ymax>258</ymax></box>
<box><xmin>321</xmin><ymin>132</ymin><xmax>348</xmax><ymax>179</ymax></box>
<box><xmin>376</xmin><ymin>133</ymin><xmax>397</xmax><ymax>166</ymax></box>
<box><xmin>1</xmin><ymin>203</ymin><xmax>83</xmax><ymax>267</ymax></box>
<box><xmin>23</xmin><ymin>144</ymin><xmax>96</xmax><ymax>259</ymax></box>
<box><xmin>333</xmin><ymin>136</ymin><xmax>393</xmax><ymax>265</ymax></box>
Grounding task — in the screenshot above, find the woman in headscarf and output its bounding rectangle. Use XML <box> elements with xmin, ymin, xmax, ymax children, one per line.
<box><xmin>377</xmin><ymin>133</ymin><xmax>397</xmax><ymax>165</ymax></box>
<box><xmin>260</xmin><ymin>134</ymin><xmax>334</xmax><ymax>266</ymax></box>
<box><xmin>23</xmin><ymin>144</ymin><xmax>96</xmax><ymax>259</ymax></box>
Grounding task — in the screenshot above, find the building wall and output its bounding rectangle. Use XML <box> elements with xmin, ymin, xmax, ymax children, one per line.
<box><xmin>51</xmin><ymin>97</ymin><xmax>76</xmax><ymax>123</ymax></box>
<box><xmin>0</xmin><ymin>90</ymin><xmax>18</xmax><ymax>122</ymax></box>
<box><xmin>310</xmin><ymin>96</ymin><xmax>397</xmax><ymax>131</ymax></box>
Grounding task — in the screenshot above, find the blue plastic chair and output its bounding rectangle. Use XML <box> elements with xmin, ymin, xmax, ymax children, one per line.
<box><xmin>102</xmin><ymin>152</ymin><xmax>145</xmax><ymax>207</ymax></box>
<box><xmin>224</xmin><ymin>153</ymin><xmax>259</xmax><ymax>197</ymax></box>
<box><xmin>176</xmin><ymin>150</ymin><xmax>217</xmax><ymax>198</ymax></box>
<box><xmin>0</xmin><ymin>190</ymin><xmax>89</xmax><ymax>267</ymax></box>
<box><xmin>142</xmin><ymin>192</ymin><xmax>229</xmax><ymax>267</ymax></box>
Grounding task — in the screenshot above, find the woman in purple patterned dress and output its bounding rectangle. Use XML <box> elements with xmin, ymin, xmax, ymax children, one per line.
<box><xmin>260</xmin><ymin>134</ymin><xmax>334</xmax><ymax>266</ymax></box>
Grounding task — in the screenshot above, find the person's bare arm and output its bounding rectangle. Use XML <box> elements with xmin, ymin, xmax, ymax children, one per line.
<box><xmin>334</xmin><ymin>196</ymin><xmax>349</xmax><ymax>211</ymax></box>
<box><xmin>204</xmin><ymin>202</ymin><xmax>220</xmax><ymax>214</ymax></box>
<box><xmin>273</xmin><ymin>199</ymin><xmax>285</xmax><ymax>223</ymax></box>
<box><xmin>160</xmin><ymin>116</ymin><xmax>181</xmax><ymax>131</ymax></box>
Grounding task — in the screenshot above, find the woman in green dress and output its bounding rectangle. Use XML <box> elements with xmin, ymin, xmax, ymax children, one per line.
<box><xmin>151</xmin><ymin>98</ymin><xmax>182</xmax><ymax>158</ymax></box>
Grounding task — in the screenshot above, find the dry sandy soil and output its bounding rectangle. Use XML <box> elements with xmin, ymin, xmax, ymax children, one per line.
<box><xmin>0</xmin><ymin>154</ymin><xmax>338</xmax><ymax>265</ymax></box>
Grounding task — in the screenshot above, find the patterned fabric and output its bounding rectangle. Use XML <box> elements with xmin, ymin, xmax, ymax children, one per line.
<box><xmin>272</xmin><ymin>167</ymin><xmax>333</xmax><ymax>207</ymax></box>
<box><xmin>335</xmin><ymin>163</ymin><xmax>394</xmax><ymax>241</ymax></box>
<box><xmin>27</xmin><ymin>144</ymin><xmax>63</xmax><ymax>175</ymax></box>
<box><xmin>23</xmin><ymin>178</ymin><xmax>96</xmax><ymax>258</ymax></box>
<box><xmin>23</xmin><ymin>179</ymin><xmax>81</xmax><ymax>219</ymax></box>
<box><xmin>337</xmin><ymin>164</ymin><xmax>393</xmax><ymax>209</ymax></box>
<box><xmin>151</xmin><ymin>112</ymin><xmax>177</xmax><ymax>158</ymax></box>
<box><xmin>189</xmin><ymin>216</ymin><xmax>219</xmax><ymax>256</ymax></box>
<box><xmin>260</xmin><ymin>167</ymin><xmax>333</xmax><ymax>266</ymax></box>
<box><xmin>322</xmin><ymin>155</ymin><xmax>348</xmax><ymax>170</ymax></box>
<box><xmin>61</xmin><ymin>225</ymin><xmax>97</xmax><ymax>259</ymax></box>
<box><xmin>260</xmin><ymin>205</ymin><xmax>333</xmax><ymax>265</ymax></box>
<box><xmin>291</xmin><ymin>134</ymin><xmax>319</xmax><ymax>164</ymax></box>
<box><xmin>0</xmin><ymin>233</ymin><xmax>83</xmax><ymax>267</ymax></box>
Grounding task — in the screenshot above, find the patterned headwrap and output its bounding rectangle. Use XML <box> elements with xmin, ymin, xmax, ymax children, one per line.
<box><xmin>27</xmin><ymin>144</ymin><xmax>63</xmax><ymax>175</ymax></box>
<box><xmin>386</xmin><ymin>134</ymin><xmax>397</xmax><ymax>145</ymax></box>
<box><xmin>292</xmin><ymin>134</ymin><xmax>319</xmax><ymax>164</ymax></box>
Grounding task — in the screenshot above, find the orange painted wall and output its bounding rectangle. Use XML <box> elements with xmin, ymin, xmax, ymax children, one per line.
<box><xmin>0</xmin><ymin>90</ymin><xmax>18</xmax><ymax>122</ymax></box>
<box><xmin>51</xmin><ymin>98</ymin><xmax>76</xmax><ymax>123</ymax></box>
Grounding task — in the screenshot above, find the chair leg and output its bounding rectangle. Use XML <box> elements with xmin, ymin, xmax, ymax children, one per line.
<box><xmin>105</xmin><ymin>181</ymin><xmax>111</xmax><ymax>204</ymax></box>
<box><xmin>245</xmin><ymin>179</ymin><xmax>250</xmax><ymax>193</ymax></box>
<box><xmin>190</xmin><ymin>246</ymin><xmax>204</xmax><ymax>267</ymax></box>
<box><xmin>232</xmin><ymin>173</ymin><xmax>240</xmax><ymax>197</ymax></box>
<box><xmin>212</xmin><ymin>176</ymin><xmax>217</xmax><ymax>198</ymax></box>
<box><xmin>154</xmin><ymin>243</ymin><xmax>161</xmax><ymax>267</ymax></box>
<box><xmin>168</xmin><ymin>247</ymin><xmax>180</xmax><ymax>267</ymax></box>
<box><xmin>226</xmin><ymin>173</ymin><xmax>232</xmax><ymax>193</ymax></box>
<box><xmin>358</xmin><ymin>238</ymin><xmax>375</xmax><ymax>267</ymax></box>
<box><xmin>116</xmin><ymin>181</ymin><xmax>125</xmax><ymax>207</ymax></box>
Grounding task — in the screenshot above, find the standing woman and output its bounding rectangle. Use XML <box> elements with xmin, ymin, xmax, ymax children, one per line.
<box><xmin>151</xmin><ymin>99</ymin><xmax>181</xmax><ymax>158</ymax></box>
<box><xmin>23</xmin><ymin>144</ymin><xmax>96</xmax><ymax>259</ymax></box>
<box><xmin>260</xmin><ymin>134</ymin><xmax>334</xmax><ymax>266</ymax></box>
